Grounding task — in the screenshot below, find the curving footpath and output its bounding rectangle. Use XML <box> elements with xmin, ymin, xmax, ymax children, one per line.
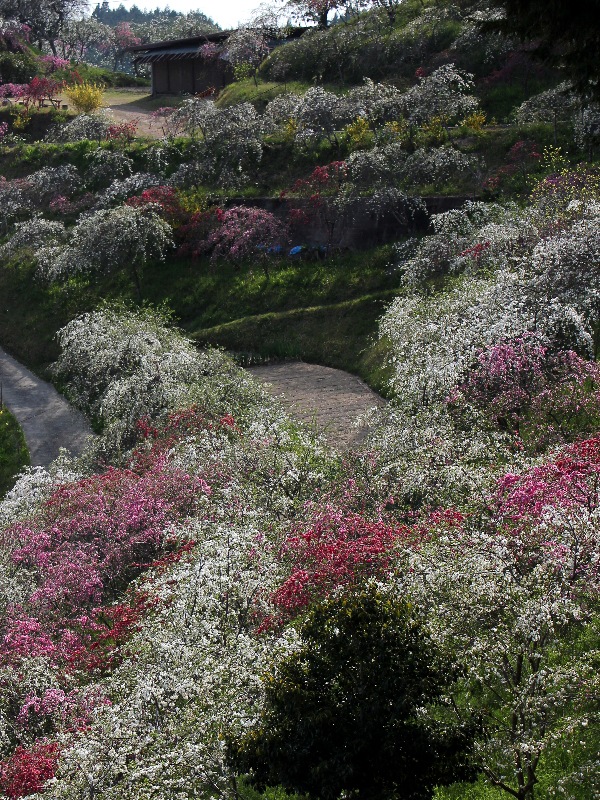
<box><xmin>248</xmin><ymin>362</ymin><xmax>385</xmax><ymax>452</ymax></box>
<box><xmin>0</xmin><ymin>346</ymin><xmax>92</xmax><ymax>469</ymax></box>
<box><xmin>0</xmin><ymin>347</ymin><xmax>380</xmax><ymax>465</ymax></box>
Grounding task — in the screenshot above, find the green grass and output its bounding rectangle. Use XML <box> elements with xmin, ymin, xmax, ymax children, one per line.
<box><xmin>0</xmin><ymin>245</ymin><xmax>400</xmax><ymax>392</ymax></box>
<box><xmin>217</xmin><ymin>79</ymin><xmax>312</xmax><ymax>111</ymax></box>
<box><xmin>191</xmin><ymin>293</ymin><xmax>396</xmax><ymax>396</ymax></box>
<box><xmin>99</xmin><ymin>89</ymin><xmax>183</xmax><ymax>111</ymax></box>
<box><xmin>0</xmin><ymin>407</ymin><xmax>29</xmax><ymax>497</ymax></box>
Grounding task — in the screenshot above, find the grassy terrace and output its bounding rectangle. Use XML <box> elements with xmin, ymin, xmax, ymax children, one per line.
<box><xmin>0</xmin><ymin>243</ymin><xmax>399</xmax><ymax>394</ymax></box>
<box><xmin>0</xmin><ymin>407</ymin><xmax>29</xmax><ymax>496</ymax></box>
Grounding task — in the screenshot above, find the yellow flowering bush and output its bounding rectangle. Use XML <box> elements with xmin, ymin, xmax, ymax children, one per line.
<box><xmin>65</xmin><ymin>81</ymin><xmax>105</xmax><ymax>114</ymax></box>
<box><xmin>344</xmin><ymin>116</ymin><xmax>373</xmax><ymax>151</ymax></box>
<box><xmin>460</xmin><ymin>110</ymin><xmax>487</xmax><ymax>133</ymax></box>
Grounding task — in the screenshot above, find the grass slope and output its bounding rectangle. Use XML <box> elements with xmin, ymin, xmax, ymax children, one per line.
<box><xmin>0</xmin><ymin>407</ymin><xmax>29</xmax><ymax>497</ymax></box>
<box><xmin>191</xmin><ymin>293</ymin><xmax>396</xmax><ymax>395</ymax></box>
<box><xmin>0</xmin><ymin>245</ymin><xmax>400</xmax><ymax>392</ymax></box>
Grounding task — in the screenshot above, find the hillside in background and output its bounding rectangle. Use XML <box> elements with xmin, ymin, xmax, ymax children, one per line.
<box><xmin>0</xmin><ymin>2</ymin><xmax>600</xmax><ymax>799</ymax></box>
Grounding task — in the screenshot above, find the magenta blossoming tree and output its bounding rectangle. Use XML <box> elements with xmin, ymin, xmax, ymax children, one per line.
<box><xmin>448</xmin><ymin>333</ymin><xmax>600</xmax><ymax>450</ymax></box>
<box><xmin>205</xmin><ymin>205</ymin><xmax>290</xmax><ymax>276</ymax></box>
<box><xmin>400</xmin><ymin>440</ymin><xmax>600</xmax><ymax>799</ymax></box>
<box><xmin>225</xmin><ymin>27</ymin><xmax>270</xmax><ymax>85</ymax></box>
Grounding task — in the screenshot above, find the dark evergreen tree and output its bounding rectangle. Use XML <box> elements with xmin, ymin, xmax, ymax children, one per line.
<box><xmin>484</xmin><ymin>0</ymin><xmax>600</xmax><ymax>100</ymax></box>
<box><xmin>231</xmin><ymin>588</ymin><xmax>478</xmax><ymax>800</ymax></box>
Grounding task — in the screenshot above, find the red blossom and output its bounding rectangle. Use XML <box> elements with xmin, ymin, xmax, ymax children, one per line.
<box><xmin>21</xmin><ymin>76</ymin><xmax>65</xmax><ymax>108</ymax></box>
<box><xmin>107</xmin><ymin>119</ymin><xmax>139</xmax><ymax>142</ymax></box>
<box><xmin>0</xmin><ymin>742</ymin><xmax>60</xmax><ymax>799</ymax></box>
<box><xmin>176</xmin><ymin>208</ymin><xmax>221</xmax><ymax>259</ymax></box>
<box><xmin>496</xmin><ymin>437</ymin><xmax>600</xmax><ymax>522</ymax></box>
<box><xmin>267</xmin><ymin>507</ymin><xmax>410</xmax><ymax>624</ymax></box>
<box><xmin>126</xmin><ymin>186</ymin><xmax>187</xmax><ymax>224</ymax></box>
<box><xmin>1</xmin><ymin>457</ymin><xmax>211</xmax><ymax>670</ymax></box>
<box><xmin>492</xmin><ymin>437</ymin><xmax>600</xmax><ymax>591</ymax></box>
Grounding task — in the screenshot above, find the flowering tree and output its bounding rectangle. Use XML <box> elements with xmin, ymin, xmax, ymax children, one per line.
<box><xmin>484</xmin><ymin>139</ymin><xmax>541</xmax><ymax>195</ymax></box>
<box><xmin>267</xmin><ymin>506</ymin><xmax>408</xmax><ymax>624</ymax></box>
<box><xmin>400</xmin><ymin>145</ymin><xmax>479</xmax><ymax>189</ymax></box>
<box><xmin>99</xmin><ymin>21</ymin><xmax>141</xmax><ymax>72</ymax></box>
<box><xmin>263</xmin><ymin>92</ymin><xmax>302</xmax><ymax>137</ymax></box>
<box><xmin>0</xmin><ymin>16</ymin><xmax>29</xmax><ymax>52</ymax></box>
<box><xmin>294</xmin><ymin>86</ymin><xmax>356</xmax><ymax>150</ymax></box>
<box><xmin>37</xmin><ymin>517</ymin><xmax>283</xmax><ymax>800</ymax></box>
<box><xmin>284</xmin><ymin>160</ymin><xmax>351</xmax><ymax>245</ymax></box>
<box><xmin>37</xmin><ymin>53</ymin><xmax>69</xmax><ymax>72</ymax></box>
<box><xmin>170</xmin><ymin>100</ymin><xmax>263</xmax><ymax>187</ymax></box>
<box><xmin>0</xmin><ymin>0</ymin><xmax>86</xmax><ymax>55</ymax></box>
<box><xmin>0</xmin><ymin>216</ymin><xmax>66</xmax><ymax>259</ymax></box>
<box><xmin>176</xmin><ymin>208</ymin><xmax>220</xmax><ymax>259</ymax></box>
<box><xmin>125</xmin><ymin>185</ymin><xmax>187</xmax><ymax>225</ymax></box>
<box><xmin>53</xmin><ymin>306</ymin><xmax>221</xmax><ymax>454</ymax></box>
<box><xmin>286</xmin><ymin>0</ymin><xmax>355</xmax><ymax>28</ymax></box>
<box><xmin>36</xmin><ymin>204</ymin><xmax>172</xmax><ymax>298</ymax></box>
<box><xmin>49</xmin><ymin>112</ymin><xmax>110</xmax><ymax>143</ymax></box>
<box><xmin>401</xmin><ymin>63</ymin><xmax>479</xmax><ymax>127</ymax></box>
<box><xmin>148</xmin><ymin>106</ymin><xmax>184</xmax><ymax>139</ymax></box>
<box><xmin>225</xmin><ymin>27</ymin><xmax>270</xmax><ymax>85</ymax></box>
<box><xmin>400</xmin><ymin>438</ymin><xmax>600</xmax><ymax>799</ymax></box>
<box><xmin>55</xmin><ymin>16</ymin><xmax>109</xmax><ymax>61</ymax></box>
<box><xmin>0</xmin><ymin>742</ymin><xmax>60</xmax><ymax>799</ymax></box>
<box><xmin>92</xmin><ymin>172</ymin><xmax>161</xmax><ymax>209</ymax></box>
<box><xmin>0</xmin><ymin>83</ymin><xmax>27</xmax><ymax>99</ymax></box>
<box><xmin>20</xmin><ymin>76</ymin><xmax>64</xmax><ymax>108</ymax></box>
<box><xmin>516</xmin><ymin>82</ymin><xmax>577</xmax><ymax>145</ymax></box>
<box><xmin>0</xmin><ymin>166</ymin><xmax>79</xmax><ymax>232</ymax></box>
<box><xmin>347</xmin><ymin>78</ymin><xmax>404</xmax><ymax>128</ymax></box>
<box><xmin>448</xmin><ymin>333</ymin><xmax>600</xmax><ymax>451</ymax></box>
<box><xmin>573</xmin><ymin>103</ymin><xmax>600</xmax><ymax>160</ymax></box>
<box><xmin>25</xmin><ymin>164</ymin><xmax>80</xmax><ymax>203</ymax></box>
<box><xmin>205</xmin><ymin>205</ymin><xmax>289</xmax><ymax>276</ymax></box>
<box><xmin>0</xmin><ymin>445</ymin><xmax>213</xmax><ymax>794</ymax></box>
<box><xmin>379</xmin><ymin>273</ymin><xmax>533</xmax><ymax>412</ymax></box>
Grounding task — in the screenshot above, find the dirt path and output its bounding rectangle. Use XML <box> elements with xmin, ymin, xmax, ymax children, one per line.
<box><xmin>58</xmin><ymin>90</ymin><xmax>162</xmax><ymax>138</ymax></box>
<box><xmin>0</xmin><ymin>346</ymin><xmax>93</xmax><ymax>468</ymax></box>
<box><xmin>248</xmin><ymin>362</ymin><xmax>385</xmax><ymax>451</ymax></box>
<box><xmin>103</xmin><ymin>101</ymin><xmax>159</xmax><ymax>138</ymax></box>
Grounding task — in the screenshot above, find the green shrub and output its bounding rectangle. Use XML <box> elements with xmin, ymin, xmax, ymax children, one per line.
<box><xmin>56</xmin><ymin>63</ymin><xmax>150</xmax><ymax>88</ymax></box>
<box><xmin>231</xmin><ymin>587</ymin><xmax>477</xmax><ymax>800</ymax></box>
<box><xmin>0</xmin><ymin>50</ymin><xmax>38</xmax><ymax>83</ymax></box>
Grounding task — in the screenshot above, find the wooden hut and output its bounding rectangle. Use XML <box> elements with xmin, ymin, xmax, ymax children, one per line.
<box><xmin>130</xmin><ymin>31</ymin><xmax>233</xmax><ymax>95</ymax></box>
<box><xmin>130</xmin><ymin>28</ymin><xmax>306</xmax><ymax>96</ymax></box>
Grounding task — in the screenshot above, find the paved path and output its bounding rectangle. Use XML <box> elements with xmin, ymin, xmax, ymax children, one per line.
<box><xmin>248</xmin><ymin>362</ymin><xmax>385</xmax><ymax>451</ymax></box>
<box><xmin>0</xmin><ymin>346</ymin><xmax>92</xmax><ymax>468</ymax></box>
<box><xmin>0</xmin><ymin>348</ymin><xmax>380</xmax><ymax>464</ymax></box>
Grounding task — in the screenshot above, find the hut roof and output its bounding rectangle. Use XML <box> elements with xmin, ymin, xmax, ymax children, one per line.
<box><xmin>129</xmin><ymin>27</ymin><xmax>307</xmax><ymax>63</ymax></box>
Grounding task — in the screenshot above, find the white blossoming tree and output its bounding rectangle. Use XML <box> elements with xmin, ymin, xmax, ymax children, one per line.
<box><xmin>36</xmin><ymin>204</ymin><xmax>173</xmax><ymax>297</ymax></box>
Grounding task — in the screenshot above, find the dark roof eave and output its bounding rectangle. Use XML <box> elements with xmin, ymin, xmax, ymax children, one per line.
<box><xmin>129</xmin><ymin>30</ymin><xmax>232</xmax><ymax>53</ymax></box>
<box><xmin>128</xmin><ymin>25</ymin><xmax>308</xmax><ymax>54</ymax></box>
<box><xmin>135</xmin><ymin>51</ymin><xmax>218</xmax><ymax>63</ymax></box>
